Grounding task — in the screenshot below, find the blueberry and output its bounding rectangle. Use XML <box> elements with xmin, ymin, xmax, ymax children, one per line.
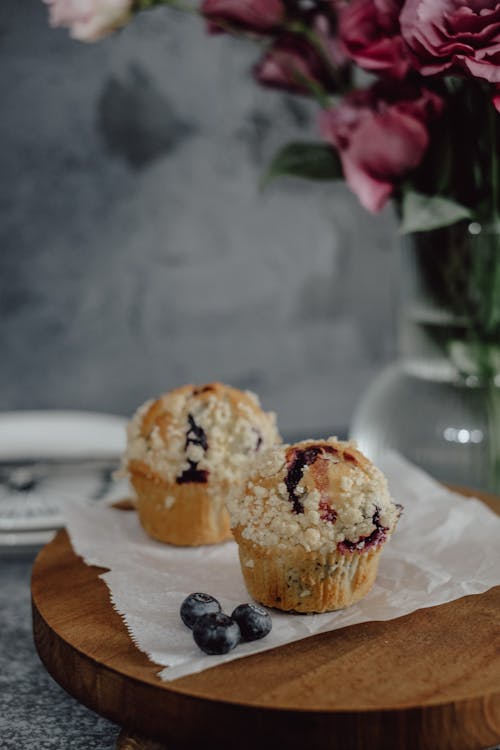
<box><xmin>231</xmin><ymin>603</ymin><xmax>272</xmax><ymax>642</ymax></box>
<box><xmin>192</xmin><ymin>612</ymin><xmax>241</xmax><ymax>655</ymax></box>
<box><xmin>180</xmin><ymin>593</ymin><xmax>221</xmax><ymax>629</ymax></box>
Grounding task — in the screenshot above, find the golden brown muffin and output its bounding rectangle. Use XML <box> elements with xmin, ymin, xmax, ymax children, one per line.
<box><xmin>228</xmin><ymin>438</ymin><xmax>401</xmax><ymax>612</ymax></box>
<box><xmin>124</xmin><ymin>383</ymin><xmax>280</xmax><ymax>546</ymax></box>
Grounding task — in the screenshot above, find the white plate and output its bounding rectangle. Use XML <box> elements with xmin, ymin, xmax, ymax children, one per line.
<box><xmin>0</xmin><ymin>410</ymin><xmax>127</xmax><ymax>460</ymax></box>
<box><xmin>0</xmin><ymin>411</ymin><xmax>128</xmax><ymax>543</ymax></box>
<box><xmin>0</xmin><ymin>528</ymin><xmax>56</xmax><ymax>556</ymax></box>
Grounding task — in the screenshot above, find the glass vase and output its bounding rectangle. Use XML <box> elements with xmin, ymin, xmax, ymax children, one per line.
<box><xmin>351</xmin><ymin>222</ymin><xmax>500</xmax><ymax>494</ymax></box>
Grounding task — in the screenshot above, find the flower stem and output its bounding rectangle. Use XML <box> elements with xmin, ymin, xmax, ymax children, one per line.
<box><xmin>134</xmin><ymin>0</ymin><xmax>197</xmax><ymax>13</ymax></box>
<box><xmin>490</xmin><ymin>100</ymin><xmax>500</xmax><ymax>229</ymax></box>
<box><xmin>487</xmin><ymin>382</ymin><xmax>500</xmax><ymax>494</ymax></box>
<box><xmin>285</xmin><ymin>21</ymin><xmax>346</xmax><ymax>94</ymax></box>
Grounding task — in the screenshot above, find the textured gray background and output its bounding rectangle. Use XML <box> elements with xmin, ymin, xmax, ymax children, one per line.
<box><xmin>0</xmin><ymin>0</ymin><xmax>398</xmax><ymax>435</ymax></box>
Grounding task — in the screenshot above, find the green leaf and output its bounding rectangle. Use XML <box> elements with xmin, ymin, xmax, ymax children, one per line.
<box><xmin>400</xmin><ymin>191</ymin><xmax>472</xmax><ymax>234</ymax></box>
<box><xmin>448</xmin><ymin>340</ymin><xmax>500</xmax><ymax>380</ymax></box>
<box><xmin>261</xmin><ymin>142</ymin><xmax>343</xmax><ymax>189</ymax></box>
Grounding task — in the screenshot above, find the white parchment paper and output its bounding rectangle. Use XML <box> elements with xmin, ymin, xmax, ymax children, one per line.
<box><xmin>63</xmin><ymin>453</ymin><xmax>500</xmax><ymax>681</ymax></box>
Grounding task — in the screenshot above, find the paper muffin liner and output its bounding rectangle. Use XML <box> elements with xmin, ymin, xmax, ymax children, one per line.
<box><xmin>233</xmin><ymin>526</ymin><xmax>383</xmax><ymax>613</ymax></box>
<box><xmin>129</xmin><ymin>459</ymin><xmax>232</xmax><ymax>546</ymax></box>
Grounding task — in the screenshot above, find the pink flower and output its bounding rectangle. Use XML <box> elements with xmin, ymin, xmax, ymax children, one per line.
<box><xmin>255</xmin><ymin>15</ymin><xmax>347</xmax><ymax>94</ymax></box>
<box><xmin>339</xmin><ymin>0</ymin><xmax>411</xmax><ymax>79</ymax></box>
<box><xmin>400</xmin><ymin>0</ymin><xmax>500</xmax><ymax>83</ymax></box>
<box><xmin>43</xmin><ymin>0</ymin><xmax>132</xmax><ymax>41</ymax></box>
<box><xmin>255</xmin><ymin>36</ymin><xmax>326</xmax><ymax>94</ymax></box>
<box><xmin>494</xmin><ymin>85</ymin><xmax>500</xmax><ymax>112</ymax></box>
<box><xmin>201</xmin><ymin>0</ymin><xmax>285</xmax><ymax>34</ymax></box>
<box><xmin>319</xmin><ymin>83</ymin><xmax>443</xmax><ymax>212</ymax></box>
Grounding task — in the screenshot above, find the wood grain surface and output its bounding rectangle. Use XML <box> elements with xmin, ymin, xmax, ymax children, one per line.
<box><xmin>31</xmin><ymin>489</ymin><xmax>500</xmax><ymax>750</ymax></box>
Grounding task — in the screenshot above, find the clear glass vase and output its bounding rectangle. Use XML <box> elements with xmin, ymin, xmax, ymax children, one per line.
<box><xmin>351</xmin><ymin>222</ymin><xmax>500</xmax><ymax>494</ymax></box>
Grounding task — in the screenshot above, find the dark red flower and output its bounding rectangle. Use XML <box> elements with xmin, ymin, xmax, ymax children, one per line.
<box><xmin>400</xmin><ymin>0</ymin><xmax>500</xmax><ymax>83</ymax></box>
<box><xmin>319</xmin><ymin>83</ymin><xmax>443</xmax><ymax>212</ymax></box>
<box><xmin>255</xmin><ymin>14</ymin><xmax>347</xmax><ymax>95</ymax></box>
<box><xmin>494</xmin><ymin>84</ymin><xmax>500</xmax><ymax>112</ymax></box>
<box><xmin>255</xmin><ymin>37</ymin><xmax>324</xmax><ymax>93</ymax></box>
<box><xmin>201</xmin><ymin>0</ymin><xmax>285</xmax><ymax>35</ymax></box>
<box><xmin>339</xmin><ymin>0</ymin><xmax>411</xmax><ymax>79</ymax></box>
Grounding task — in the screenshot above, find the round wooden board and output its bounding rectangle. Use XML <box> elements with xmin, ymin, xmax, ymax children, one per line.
<box><xmin>32</xmin><ymin>489</ymin><xmax>500</xmax><ymax>750</ymax></box>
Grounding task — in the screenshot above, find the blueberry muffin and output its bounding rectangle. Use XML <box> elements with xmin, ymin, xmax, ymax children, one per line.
<box><xmin>123</xmin><ymin>383</ymin><xmax>280</xmax><ymax>546</ymax></box>
<box><xmin>229</xmin><ymin>438</ymin><xmax>401</xmax><ymax>612</ymax></box>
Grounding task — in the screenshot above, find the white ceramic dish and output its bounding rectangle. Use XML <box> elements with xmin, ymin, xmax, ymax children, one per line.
<box><xmin>0</xmin><ymin>411</ymin><xmax>128</xmax><ymax>545</ymax></box>
<box><xmin>0</xmin><ymin>410</ymin><xmax>127</xmax><ymax>460</ymax></box>
<box><xmin>0</xmin><ymin>528</ymin><xmax>56</xmax><ymax>556</ymax></box>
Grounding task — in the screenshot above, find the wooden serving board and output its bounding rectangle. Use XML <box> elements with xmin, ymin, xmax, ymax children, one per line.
<box><xmin>32</xmin><ymin>489</ymin><xmax>500</xmax><ymax>750</ymax></box>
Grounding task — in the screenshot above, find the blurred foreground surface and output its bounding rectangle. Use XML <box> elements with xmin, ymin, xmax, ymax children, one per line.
<box><xmin>0</xmin><ymin>554</ymin><xmax>117</xmax><ymax>749</ymax></box>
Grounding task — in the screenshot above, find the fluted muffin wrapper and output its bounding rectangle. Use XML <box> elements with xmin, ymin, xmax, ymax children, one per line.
<box><xmin>129</xmin><ymin>459</ymin><xmax>232</xmax><ymax>546</ymax></box>
<box><xmin>233</xmin><ymin>526</ymin><xmax>383</xmax><ymax>613</ymax></box>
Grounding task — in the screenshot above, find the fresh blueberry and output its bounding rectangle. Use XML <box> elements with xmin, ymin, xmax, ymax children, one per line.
<box><xmin>180</xmin><ymin>593</ymin><xmax>221</xmax><ymax>629</ymax></box>
<box><xmin>192</xmin><ymin>612</ymin><xmax>241</xmax><ymax>655</ymax></box>
<box><xmin>231</xmin><ymin>603</ymin><xmax>272</xmax><ymax>642</ymax></box>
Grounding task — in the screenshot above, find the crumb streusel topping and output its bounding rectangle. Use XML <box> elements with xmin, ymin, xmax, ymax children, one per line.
<box><xmin>123</xmin><ymin>383</ymin><xmax>280</xmax><ymax>492</ymax></box>
<box><xmin>228</xmin><ymin>438</ymin><xmax>401</xmax><ymax>554</ymax></box>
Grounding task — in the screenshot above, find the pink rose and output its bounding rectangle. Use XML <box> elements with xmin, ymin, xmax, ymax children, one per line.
<box><xmin>319</xmin><ymin>83</ymin><xmax>443</xmax><ymax>212</ymax></box>
<box><xmin>255</xmin><ymin>15</ymin><xmax>347</xmax><ymax>94</ymax></box>
<box><xmin>400</xmin><ymin>0</ymin><xmax>500</xmax><ymax>83</ymax></box>
<box><xmin>494</xmin><ymin>85</ymin><xmax>500</xmax><ymax>112</ymax></box>
<box><xmin>43</xmin><ymin>0</ymin><xmax>132</xmax><ymax>41</ymax></box>
<box><xmin>339</xmin><ymin>0</ymin><xmax>411</xmax><ymax>79</ymax></box>
<box><xmin>201</xmin><ymin>0</ymin><xmax>285</xmax><ymax>34</ymax></box>
<box><xmin>255</xmin><ymin>36</ymin><xmax>327</xmax><ymax>93</ymax></box>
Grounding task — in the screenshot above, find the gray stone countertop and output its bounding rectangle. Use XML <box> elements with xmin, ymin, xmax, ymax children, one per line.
<box><xmin>0</xmin><ymin>551</ymin><xmax>118</xmax><ymax>750</ymax></box>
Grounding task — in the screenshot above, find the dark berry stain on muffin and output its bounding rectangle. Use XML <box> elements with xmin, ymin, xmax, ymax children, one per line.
<box><xmin>176</xmin><ymin>460</ymin><xmax>209</xmax><ymax>484</ymax></box>
<box><xmin>192</xmin><ymin>385</ymin><xmax>214</xmax><ymax>396</ymax></box>
<box><xmin>252</xmin><ymin>427</ymin><xmax>263</xmax><ymax>452</ymax></box>
<box><xmin>185</xmin><ymin>413</ymin><xmax>208</xmax><ymax>451</ymax></box>
<box><xmin>285</xmin><ymin>447</ymin><xmax>321</xmax><ymax>514</ymax></box>
<box><xmin>338</xmin><ymin>508</ymin><xmax>387</xmax><ymax>553</ymax></box>
<box><xmin>176</xmin><ymin>413</ymin><xmax>209</xmax><ymax>484</ymax></box>
<box><xmin>285</xmin><ymin>444</ymin><xmax>337</xmax><ymax>514</ymax></box>
<box><xmin>319</xmin><ymin>501</ymin><xmax>337</xmax><ymax>524</ymax></box>
<box><xmin>343</xmin><ymin>451</ymin><xmax>358</xmax><ymax>463</ymax></box>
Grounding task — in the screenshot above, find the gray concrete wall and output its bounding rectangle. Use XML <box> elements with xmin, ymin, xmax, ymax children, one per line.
<box><xmin>0</xmin><ymin>0</ymin><xmax>398</xmax><ymax>436</ymax></box>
